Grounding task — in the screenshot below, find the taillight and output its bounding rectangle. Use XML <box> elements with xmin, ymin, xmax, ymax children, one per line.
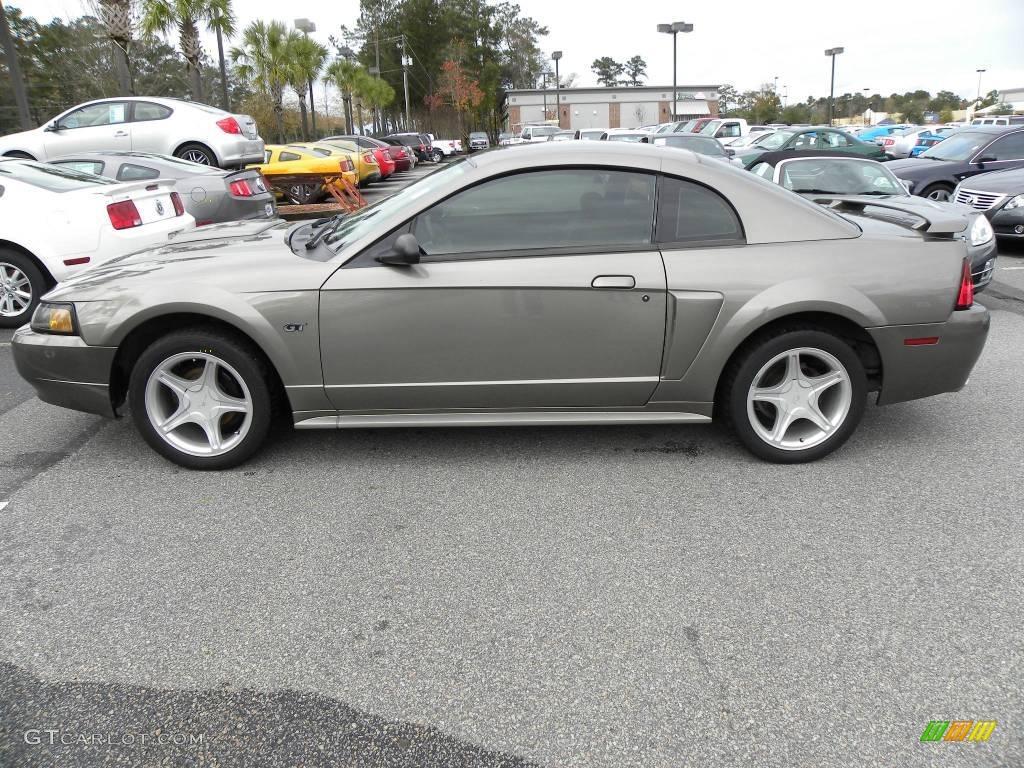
<box><xmin>419</xmin><ymin>143</ymin><xmax>425</xmax><ymax>151</ymax></box>
<box><xmin>216</xmin><ymin>116</ymin><xmax>242</xmax><ymax>134</ymax></box>
<box><xmin>883</xmin><ymin>138</ymin><xmax>895</xmax><ymax>146</ymax></box>
<box><xmin>955</xmin><ymin>258</ymin><xmax>974</xmax><ymax>310</ymax></box>
<box><xmin>107</xmin><ymin>200</ymin><xmax>142</xmax><ymax>230</ymax></box>
<box><xmin>230</xmin><ymin>179</ymin><xmax>255</xmax><ymax>197</ymax></box>
<box><xmin>363</xmin><ymin>151</ymin><xmax>377</xmax><ymax>164</ymax></box>
<box><xmin>170</xmin><ymin>191</ymin><xmax>184</xmax><ymax>215</ymax></box>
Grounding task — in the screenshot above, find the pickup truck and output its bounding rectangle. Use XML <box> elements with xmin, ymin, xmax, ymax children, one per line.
<box><xmin>507</xmin><ymin>125</ymin><xmax>561</xmax><ymax>144</ymax></box>
<box><xmin>698</xmin><ymin>118</ymin><xmax>751</xmax><ymax>145</ymax></box>
<box><xmin>429</xmin><ymin>137</ymin><xmax>463</xmax><ymax>156</ymax></box>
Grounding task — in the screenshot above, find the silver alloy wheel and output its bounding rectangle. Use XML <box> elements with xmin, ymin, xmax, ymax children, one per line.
<box><xmin>926</xmin><ymin>188</ymin><xmax>951</xmax><ymax>201</ymax></box>
<box><xmin>746</xmin><ymin>347</ymin><xmax>853</xmax><ymax>451</ymax></box>
<box><xmin>0</xmin><ymin>262</ymin><xmax>32</xmax><ymax>318</ymax></box>
<box><xmin>182</xmin><ymin>148</ymin><xmax>212</xmax><ymax>165</ymax></box>
<box><xmin>144</xmin><ymin>352</ymin><xmax>253</xmax><ymax>457</ymax></box>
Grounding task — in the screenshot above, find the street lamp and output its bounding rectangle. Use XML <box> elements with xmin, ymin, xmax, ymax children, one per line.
<box><xmin>824</xmin><ymin>46</ymin><xmax>844</xmax><ymax>126</ymax></box>
<box><xmin>657</xmin><ymin>21</ymin><xmax>693</xmax><ymax>120</ymax></box>
<box><xmin>552</xmin><ymin>51</ymin><xmax>563</xmax><ymax>126</ymax></box>
<box><xmin>294</xmin><ymin>18</ymin><xmax>318</xmax><ymax>137</ymax></box>
<box><xmin>976</xmin><ymin>68</ymin><xmax>987</xmax><ymax>103</ymax></box>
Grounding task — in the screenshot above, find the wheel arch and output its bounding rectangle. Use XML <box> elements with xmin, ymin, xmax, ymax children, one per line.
<box><xmin>172</xmin><ymin>140</ymin><xmax>221</xmax><ymax>167</ymax></box>
<box><xmin>0</xmin><ymin>239</ymin><xmax>57</xmax><ymax>286</ymax></box>
<box><xmin>109</xmin><ymin>312</ymin><xmax>287</xmax><ymax>415</ymax></box>
<box><xmin>712</xmin><ymin>311</ymin><xmax>883</xmax><ymax>412</ymax></box>
<box><xmin>2</xmin><ymin>150</ymin><xmax>37</xmax><ymax>160</ymax></box>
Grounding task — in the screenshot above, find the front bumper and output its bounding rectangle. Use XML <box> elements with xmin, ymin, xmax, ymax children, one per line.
<box><xmin>11</xmin><ymin>327</ymin><xmax>117</xmax><ymax>417</ymax></box>
<box><xmin>968</xmin><ymin>237</ymin><xmax>998</xmax><ymax>292</ymax></box>
<box><xmin>868</xmin><ymin>304</ymin><xmax>990</xmax><ymax>406</ymax></box>
<box><xmin>989</xmin><ymin>205</ymin><xmax>1024</xmax><ymax>238</ymax></box>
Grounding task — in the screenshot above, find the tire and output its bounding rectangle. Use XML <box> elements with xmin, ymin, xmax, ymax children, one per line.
<box><xmin>0</xmin><ymin>250</ymin><xmax>48</xmax><ymax>329</ymax></box>
<box><xmin>128</xmin><ymin>329</ymin><xmax>273</xmax><ymax>470</ymax></box>
<box><xmin>431</xmin><ymin>148</ymin><xmax>443</xmax><ymax>162</ymax></box>
<box><xmin>720</xmin><ymin>328</ymin><xmax>867</xmax><ymax>463</ymax></box>
<box><xmin>3</xmin><ymin>151</ymin><xmax>35</xmax><ymax>160</ymax></box>
<box><xmin>920</xmin><ymin>183</ymin><xmax>953</xmax><ymax>202</ymax></box>
<box><xmin>174</xmin><ymin>143</ymin><xmax>217</xmax><ymax>167</ymax></box>
<box><xmin>285</xmin><ymin>184</ymin><xmax>321</xmax><ymax>205</ymax></box>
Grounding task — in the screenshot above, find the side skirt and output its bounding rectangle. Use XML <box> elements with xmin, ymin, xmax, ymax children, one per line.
<box><xmin>294</xmin><ymin>411</ymin><xmax>712</xmax><ymax>429</ymax></box>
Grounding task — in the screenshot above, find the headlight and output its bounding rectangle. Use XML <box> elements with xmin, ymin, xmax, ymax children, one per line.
<box><xmin>30</xmin><ymin>302</ymin><xmax>78</xmax><ymax>335</ymax></box>
<box><xmin>1004</xmin><ymin>194</ymin><xmax>1024</xmax><ymax>210</ymax></box>
<box><xmin>969</xmin><ymin>215</ymin><xmax>994</xmax><ymax>246</ymax></box>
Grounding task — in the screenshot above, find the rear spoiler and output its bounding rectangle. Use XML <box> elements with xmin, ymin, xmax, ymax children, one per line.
<box><xmin>810</xmin><ymin>195</ymin><xmax>968</xmax><ymax>235</ymax></box>
<box><xmin>92</xmin><ymin>178</ymin><xmax>177</xmax><ymax>199</ymax></box>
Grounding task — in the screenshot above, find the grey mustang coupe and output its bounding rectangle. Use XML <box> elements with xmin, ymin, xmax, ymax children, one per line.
<box><xmin>13</xmin><ymin>143</ymin><xmax>990</xmax><ymax>469</ymax></box>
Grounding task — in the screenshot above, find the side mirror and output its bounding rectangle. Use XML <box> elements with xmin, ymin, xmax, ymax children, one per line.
<box><xmin>975</xmin><ymin>155</ymin><xmax>997</xmax><ymax>165</ymax></box>
<box><xmin>726</xmin><ymin>148</ymin><xmax>736</xmax><ymax>158</ymax></box>
<box><xmin>640</xmin><ymin>136</ymin><xmax>649</xmax><ymax>143</ymax></box>
<box><xmin>377</xmin><ymin>232</ymin><xmax>421</xmax><ymax>266</ymax></box>
<box><xmin>44</xmin><ymin>122</ymin><xmax>59</xmax><ymax>132</ymax></box>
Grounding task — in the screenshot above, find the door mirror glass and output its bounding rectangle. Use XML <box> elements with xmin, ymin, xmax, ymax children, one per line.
<box><xmin>378</xmin><ymin>232</ymin><xmax>422</xmax><ymax>266</ymax></box>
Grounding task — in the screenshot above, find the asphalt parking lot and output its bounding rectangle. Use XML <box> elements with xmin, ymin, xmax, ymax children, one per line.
<box><xmin>0</xmin><ymin>182</ymin><xmax>1022</xmax><ymax>767</ymax></box>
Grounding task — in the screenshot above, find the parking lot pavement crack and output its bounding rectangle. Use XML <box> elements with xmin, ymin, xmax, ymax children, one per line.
<box><xmin>0</xmin><ymin>661</ymin><xmax>543</xmax><ymax>768</ymax></box>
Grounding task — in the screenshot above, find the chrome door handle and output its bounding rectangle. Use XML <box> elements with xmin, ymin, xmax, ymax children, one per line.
<box><xmin>114</xmin><ymin>131</ymin><xmax>129</xmax><ymax>137</ymax></box>
<box><xmin>591</xmin><ymin>275</ymin><xmax>636</xmax><ymax>289</ymax></box>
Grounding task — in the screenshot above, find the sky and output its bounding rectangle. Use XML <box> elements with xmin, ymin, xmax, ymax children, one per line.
<box><xmin>11</xmin><ymin>0</ymin><xmax>1024</xmax><ymax>104</ymax></box>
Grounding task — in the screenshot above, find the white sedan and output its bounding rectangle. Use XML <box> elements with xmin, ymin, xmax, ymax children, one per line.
<box><xmin>0</xmin><ymin>159</ymin><xmax>195</xmax><ymax>327</ymax></box>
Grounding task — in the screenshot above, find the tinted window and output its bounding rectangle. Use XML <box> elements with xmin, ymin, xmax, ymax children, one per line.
<box><xmin>117</xmin><ymin>163</ymin><xmax>160</xmax><ymax>181</ymax></box>
<box><xmin>656</xmin><ymin>176</ymin><xmax>744</xmax><ymax>245</ymax></box>
<box><xmin>985</xmin><ymin>132</ymin><xmax>1024</xmax><ymax>161</ymax></box>
<box><xmin>58</xmin><ymin>102</ymin><xmax>127</xmax><ymax>129</ymax></box>
<box><xmin>279</xmin><ymin>152</ymin><xmax>302</xmax><ymax>162</ymax></box>
<box><xmin>414</xmin><ymin>169</ymin><xmax>656</xmax><ymax>256</ymax></box>
<box><xmin>53</xmin><ymin>160</ymin><xmax>105</xmax><ymax>175</ymax></box>
<box><xmin>133</xmin><ymin>102</ymin><xmax>172</xmax><ymax>121</ymax></box>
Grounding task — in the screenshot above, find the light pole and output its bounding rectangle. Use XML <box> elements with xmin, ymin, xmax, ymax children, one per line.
<box><xmin>552</xmin><ymin>51</ymin><xmax>563</xmax><ymax>127</ymax></box>
<box><xmin>976</xmin><ymin>68</ymin><xmax>987</xmax><ymax>103</ymax></box>
<box><xmin>657</xmin><ymin>22</ymin><xmax>693</xmax><ymax>121</ymax></box>
<box><xmin>294</xmin><ymin>18</ymin><xmax>318</xmax><ymax>136</ymax></box>
<box><xmin>824</xmin><ymin>47</ymin><xmax>844</xmax><ymax>126</ymax></box>
<box><xmin>862</xmin><ymin>87</ymin><xmax>872</xmax><ymax>124</ymax></box>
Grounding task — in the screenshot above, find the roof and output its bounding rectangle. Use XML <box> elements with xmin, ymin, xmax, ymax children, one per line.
<box><xmin>750</xmin><ymin>150</ymin><xmax>884</xmax><ymax>167</ymax></box>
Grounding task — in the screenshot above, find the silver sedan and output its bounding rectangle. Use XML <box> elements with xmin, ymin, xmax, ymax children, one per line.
<box><xmin>13</xmin><ymin>143</ymin><xmax>989</xmax><ymax>469</ymax></box>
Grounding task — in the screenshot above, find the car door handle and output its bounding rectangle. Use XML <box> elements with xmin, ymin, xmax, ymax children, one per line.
<box><xmin>114</xmin><ymin>130</ymin><xmax>129</xmax><ymax>137</ymax></box>
<box><xmin>591</xmin><ymin>275</ymin><xmax>636</xmax><ymax>289</ymax></box>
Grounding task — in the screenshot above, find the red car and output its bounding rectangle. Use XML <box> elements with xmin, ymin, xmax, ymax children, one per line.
<box><xmin>324</xmin><ymin>134</ymin><xmax>410</xmax><ymax>173</ymax></box>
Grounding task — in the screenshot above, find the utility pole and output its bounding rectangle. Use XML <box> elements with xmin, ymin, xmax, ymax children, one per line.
<box><xmin>0</xmin><ymin>0</ymin><xmax>32</xmax><ymax>129</ymax></box>
<box><xmin>401</xmin><ymin>34</ymin><xmax>411</xmax><ymax>131</ymax></box>
<box><xmin>541</xmin><ymin>72</ymin><xmax>549</xmax><ymax>121</ymax></box>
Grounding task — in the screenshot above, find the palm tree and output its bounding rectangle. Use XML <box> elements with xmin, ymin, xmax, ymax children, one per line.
<box><xmin>286</xmin><ymin>34</ymin><xmax>328</xmax><ymax>141</ymax></box>
<box><xmin>140</xmin><ymin>0</ymin><xmax>235</xmax><ymax>102</ymax></box>
<box><xmin>358</xmin><ymin>74</ymin><xmax>395</xmax><ymax>135</ymax></box>
<box><xmin>93</xmin><ymin>0</ymin><xmax>135</xmax><ymax>96</ymax></box>
<box><xmin>231</xmin><ymin>20</ymin><xmax>291</xmax><ymax>141</ymax></box>
<box><xmin>325</xmin><ymin>58</ymin><xmax>362</xmax><ymax>134</ymax></box>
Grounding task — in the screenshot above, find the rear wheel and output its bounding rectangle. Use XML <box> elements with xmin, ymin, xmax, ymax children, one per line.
<box><xmin>285</xmin><ymin>184</ymin><xmax>322</xmax><ymax>205</ymax></box>
<box><xmin>174</xmin><ymin>143</ymin><xmax>217</xmax><ymax>167</ymax></box>
<box><xmin>0</xmin><ymin>250</ymin><xmax>47</xmax><ymax>329</ymax></box>
<box><xmin>431</xmin><ymin>148</ymin><xmax>443</xmax><ymax>162</ymax></box>
<box><xmin>921</xmin><ymin>183</ymin><xmax>953</xmax><ymax>202</ymax></box>
<box><xmin>128</xmin><ymin>330</ymin><xmax>273</xmax><ymax>469</ymax></box>
<box><xmin>721</xmin><ymin>328</ymin><xmax>866</xmax><ymax>463</ymax></box>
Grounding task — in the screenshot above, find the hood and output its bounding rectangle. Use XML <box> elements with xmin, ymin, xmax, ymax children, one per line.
<box><xmin>47</xmin><ymin>219</ymin><xmax>335</xmax><ymax>301</ymax></box>
<box><xmin>885</xmin><ymin>157</ymin><xmax>958</xmax><ymax>179</ymax></box>
<box><xmin>957</xmin><ymin>166</ymin><xmax>1024</xmax><ymax>195</ymax></box>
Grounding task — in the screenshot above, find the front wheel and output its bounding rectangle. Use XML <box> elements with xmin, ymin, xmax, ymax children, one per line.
<box><xmin>128</xmin><ymin>330</ymin><xmax>273</xmax><ymax>469</ymax></box>
<box><xmin>722</xmin><ymin>329</ymin><xmax>867</xmax><ymax>463</ymax></box>
<box><xmin>921</xmin><ymin>183</ymin><xmax>953</xmax><ymax>202</ymax></box>
<box><xmin>0</xmin><ymin>250</ymin><xmax>47</xmax><ymax>329</ymax></box>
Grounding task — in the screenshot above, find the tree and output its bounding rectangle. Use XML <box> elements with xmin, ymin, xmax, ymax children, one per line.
<box><xmin>325</xmin><ymin>57</ymin><xmax>362</xmax><ymax>133</ymax></box>
<box><xmin>230</xmin><ymin>20</ymin><xmax>291</xmax><ymax>141</ymax></box>
<box><xmin>140</xmin><ymin>0</ymin><xmax>234</xmax><ymax>101</ymax></box>
<box><xmin>901</xmin><ymin>103</ymin><xmax>925</xmax><ymax>124</ymax></box>
<box><xmin>622</xmin><ymin>55</ymin><xmax>646</xmax><ymax>87</ymax></box>
<box><xmin>286</xmin><ymin>32</ymin><xmax>327</xmax><ymax>140</ymax></box>
<box><xmin>717</xmin><ymin>84</ymin><xmax>739</xmax><ymax>116</ymax></box>
<box><xmin>979</xmin><ymin>89</ymin><xmax>1001</xmax><ymax>108</ymax></box>
<box><xmin>591</xmin><ymin>56</ymin><xmax>623</xmax><ymax>87</ymax></box>
<box><xmin>0</xmin><ymin>0</ymin><xmax>32</xmax><ymax>128</ymax></box>
<box><xmin>427</xmin><ymin>56</ymin><xmax>484</xmax><ymax>137</ymax></box>
<box><xmin>92</xmin><ymin>0</ymin><xmax>135</xmax><ymax>95</ymax></box>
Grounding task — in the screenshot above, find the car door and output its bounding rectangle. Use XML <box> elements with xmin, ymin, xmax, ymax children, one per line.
<box><xmin>318</xmin><ymin>167</ymin><xmax>668</xmax><ymax>412</ymax></box>
<box><xmin>41</xmin><ymin>101</ymin><xmax>131</xmax><ymax>158</ymax></box>
<box><xmin>127</xmin><ymin>101</ymin><xmax>174</xmax><ymax>153</ymax></box>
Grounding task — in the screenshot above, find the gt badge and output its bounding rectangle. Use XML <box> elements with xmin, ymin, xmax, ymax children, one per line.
<box><xmin>283</xmin><ymin>323</ymin><xmax>306</xmax><ymax>333</ymax></box>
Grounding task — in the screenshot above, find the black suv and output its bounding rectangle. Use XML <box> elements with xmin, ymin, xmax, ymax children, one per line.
<box><xmin>886</xmin><ymin>126</ymin><xmax>1024</xmax><ymax>201</ymax></box>
<box><xmin>381</xmin><ymin>133</ymin><xmax>437</xmax><ymax>163</ymax></box>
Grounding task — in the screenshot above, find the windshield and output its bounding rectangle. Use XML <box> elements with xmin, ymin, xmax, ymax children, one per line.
<box><xmin>0</xmin><ymin>160</ymin><xmax>117</xmax><ymax>191</ymax></box>
<box><xmin>922</xmin><ymin>131</ymin><xmax>991</xmax><ymax>161</ymax></box>
<box><xmin>698</xmin><ymin>120</ymin><xmax>722</xmax><ymax>136</ymax></box>
<box><xmin>757</xmin><ymin>130</ymin><xmax>797</xmax><ymax>150</ymax></box>
<box><xmin>779</xmin><ymin>158</ymin><xmax>906</xmax><ymax>196</ymax></box>
<box><xmin>325</xmin><ymin>158</ymin><xmax>472</xmax><ymax>252</ymax></box>
<box><xmin>470</xmin><ymin>133</ymin><xmax>487</xmax><ymax>140</ymax></box>
<box><xmin>606</xmin><ymin>133</ymin><xmax>646</xmax><ymax>142</ymax></box>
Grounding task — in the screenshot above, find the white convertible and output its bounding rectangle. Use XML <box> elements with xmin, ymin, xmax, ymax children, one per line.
<box><xmin>0</xmin><ymin>159</ymin><xmax>195</xmax><ymax>327</ymax></box>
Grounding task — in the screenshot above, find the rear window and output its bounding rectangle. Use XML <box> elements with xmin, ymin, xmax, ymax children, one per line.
<box><xmin>0</xmin><ymin>160</ymin><xmax>116</xmax><ymax>192</ymax></box>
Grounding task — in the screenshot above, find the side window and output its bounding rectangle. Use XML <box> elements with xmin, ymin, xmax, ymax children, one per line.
<box><xmin>279</xmin><ymin>152</ymin><xmax>302</xmax><ymax>162</ymax></box>
<box><xmin>824</xmin><ymin>131</ymin><xmax>851</xmax><ymax>147</ymax></box>
<box><xmin>414</xmin><ymin>168</ymin><xmax>656</xmax><ymax>256</ymax></box>
<box><xmin>718</xmin><ymin>123</ymin><xmax>741</xmax><ymax>138</ymax></box>
<box><xmin>133</xmin><ymin>102</ymin><xmax>172</xmax><ymax>122</ymax></box>
<box><xmin>57</xmin><ymin>102</ymin><xmax>127</xmax><ymax>129</ymax></box>
<box><xmin>52</xmin><ymin>160</ymin><xmax>104</xmax><ymax>175</ymax></box>
<box><xmin>656</xmin><ymin>176</ymin><xmax>744</xmax><ymax>246</ymax></box>
<box><xmin>116</xmin><ymin>163</ymin><xmax>160</xmax><ymax>181</ymax></box>
<box><xmin>791</xmin><ymin>132</ymin><xmax>817</xmax><ymax>150</ymax></box>
<box><xmin>985</xmin><ymin>133</ymin><xmax>1024</xmax><ymax>161</ymax></box>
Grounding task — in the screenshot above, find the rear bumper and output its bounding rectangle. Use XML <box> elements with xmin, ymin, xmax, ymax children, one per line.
<box><xmin>868</xmin><ymin>305</ymin><xmax>990</xmax><ymax>406</ymax></box>
<box><xmin>11</xmin><ymin>327</ymin><xmax>117</xmax><ymax>417</ymax></box>
<box><xmin>216</xmin><ymin>139</ymin><xmax>266</xmax><ymax>168</ymax></box>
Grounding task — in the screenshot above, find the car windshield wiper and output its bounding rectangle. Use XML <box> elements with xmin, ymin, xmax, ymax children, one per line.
<box><xmin>305</xmin><ymin>214</ymin><xmax>345</xmax><ymax>250</ymax></box>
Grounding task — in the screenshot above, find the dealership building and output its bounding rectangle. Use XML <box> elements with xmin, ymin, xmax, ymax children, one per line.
<box><xmin>504</xmin><ymin>85</ymin><xmax>721</xmax><ymax>133</ymax></box>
